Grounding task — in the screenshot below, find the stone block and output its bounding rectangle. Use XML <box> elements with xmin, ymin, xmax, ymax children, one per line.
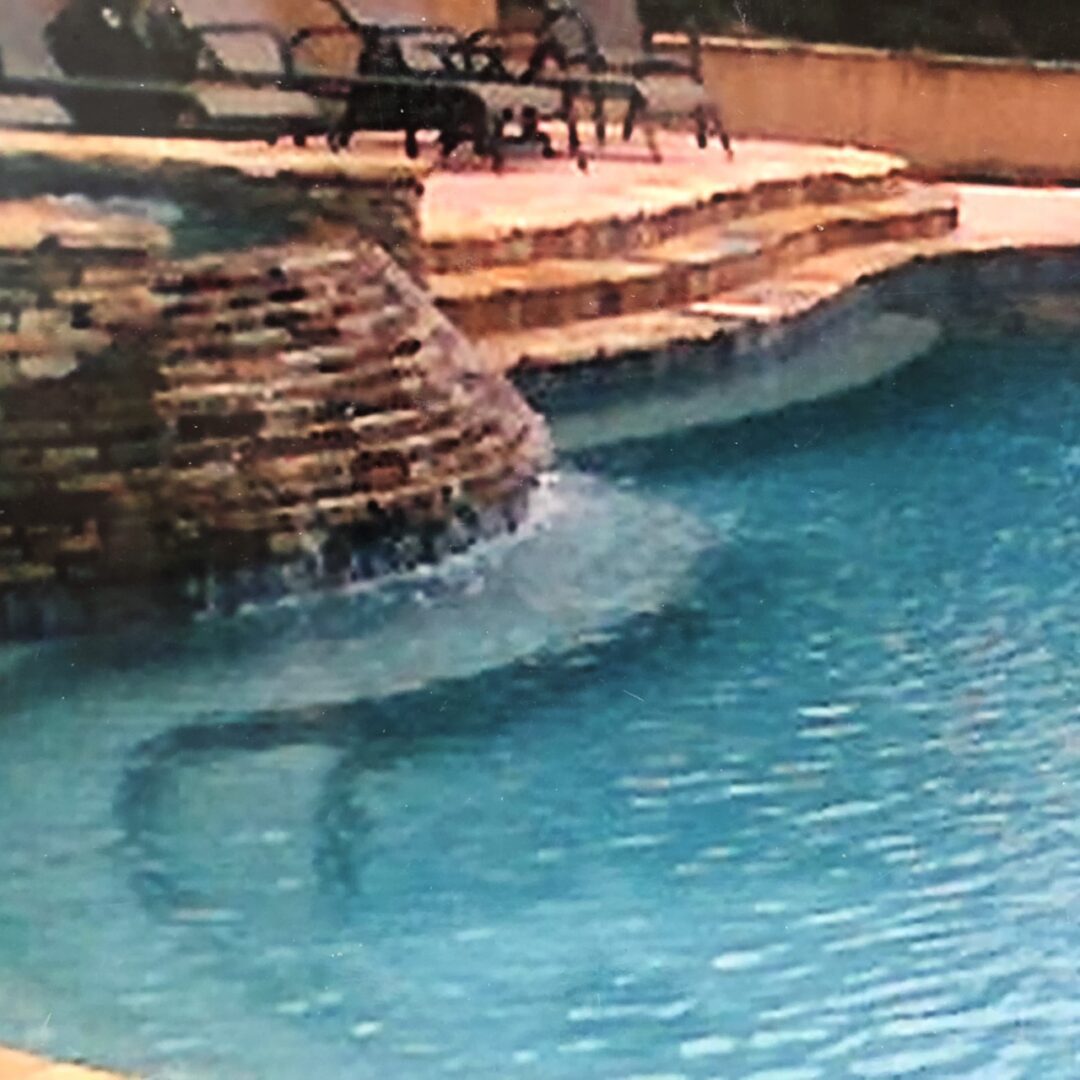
<box><xmin>41</xmin><ymin>445</ymin><xmax>99</xmax><ymax>472</ymax></box>
<box><xmin>0</xmin><ymin>154</ymin><xmax>548</xmax><ymax>637</ymax></box>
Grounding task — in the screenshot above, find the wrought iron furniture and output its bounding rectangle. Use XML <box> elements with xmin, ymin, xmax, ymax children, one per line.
<box><xmin>0</xmin><ymin>2</ymin><xmax>326</xmax><ymax>144</ymax></box>
<box><xmin>520</xmin><ymin>1</ymin><xmax>733</xmax><ymax>159</ymax></box>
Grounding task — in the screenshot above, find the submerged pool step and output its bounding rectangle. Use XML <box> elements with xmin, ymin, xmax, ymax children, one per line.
<box><xmin>434</xmin><ymin>185</ymin><xmax>958</xmax><ymax>342</ymax></box>
<box><xmin>476</xmin><ymin>308</ymin><xmax>745</xmax><ymax>373</ymax></box>
<box><xmin>476</xmin><ymin>235</ymin><xmax>952</xmax><ymax>371</ymax></box>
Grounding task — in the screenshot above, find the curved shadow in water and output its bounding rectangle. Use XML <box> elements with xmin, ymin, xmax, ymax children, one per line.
<box><xmin>0</xmin><ymin>464</ymin><xmax>771</xmax><ymax>1077</ymax></box>
<box><xmin>565</xmin><ymin>332</ymin><xmax>1079</xmax><ymax>485</ymax></box>
<box><xmin>527</xmin><ymin>309</ymin><xmax>943</xmax><ymax>455</ymax></box>
<box><xmin>115</xmin><ymin>716</ymin><xmax>362</xmax><ymax>919</ymax></box>
<box><xmin>0</xmin><ymin>466</ymin><xmax>729</xmax><ymax>1075</ymax></box>
<box><xmin>112</xmin><ymin>580</ymin><xmax>727</xmax><ymax>929</ymax></box>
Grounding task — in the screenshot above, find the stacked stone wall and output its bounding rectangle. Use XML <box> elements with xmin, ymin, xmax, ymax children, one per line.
<box><xmin>0</xmin><ymin>151</ymin><xmax>548</xmax><ymax>637</ymax></box>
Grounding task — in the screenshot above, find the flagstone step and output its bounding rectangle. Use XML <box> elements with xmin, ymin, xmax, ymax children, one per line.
<box><xmin>423</xmin><ymin>159</ymin><xmax>907</xmax><ymax>274</ymax></box>
<box><xmin>432</xmin><ymin>256</ymin><xmax>668</xmax><ymax>339</ymax></box>
<box><xmin>475</xmin><ymin>235</ymin><xmax>952</xmax><ymax>372</ymax></box>
<box><xmin>643</xmin><ymin>184</ymin><xmax>955</xmax><ymax>301</ymax></box>
<box><xmin>433</xmin><ymin>185</ymin><xmax>957</xmax><ymax>339</ymax></box>
<box><xmin>476</xmin><ymin>308</ymin><xmax>745</xmax><ymax>372</ymax></box>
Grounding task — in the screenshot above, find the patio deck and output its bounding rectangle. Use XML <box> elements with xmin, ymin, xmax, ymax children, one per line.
<box><xmin>419</xmin><ymin>133</ymin><xmax>907</xmax><ymax>248</ymax></box>
<box><xmin>405</xmin><ymin>131</ymin><xmax>1080</xmax><ymax>369</ymax></box>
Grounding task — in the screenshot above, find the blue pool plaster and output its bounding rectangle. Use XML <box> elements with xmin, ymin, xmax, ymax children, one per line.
<box><xmin>0</xmin><ymin>256</ymin><xmax>1078</xmax><ymax>1079</ymax></box>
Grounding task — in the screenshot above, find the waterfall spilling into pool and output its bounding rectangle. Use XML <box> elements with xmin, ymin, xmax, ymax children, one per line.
<box><xmin>1</xmin><ymin>260</ymin><xmax>1079</xmax><ymax>1079</ymax></box>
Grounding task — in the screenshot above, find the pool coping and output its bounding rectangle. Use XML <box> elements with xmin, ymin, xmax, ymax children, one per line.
<box><xmin>0</xmin><ymin>1045</ymin><xmax>128</xmax><ymax>1079</ymax></box>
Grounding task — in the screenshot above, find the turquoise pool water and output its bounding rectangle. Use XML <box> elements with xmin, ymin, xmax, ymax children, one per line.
<box><xmin>0</xmin><ymin>322</ymin><xmax>1078</xmax><ymax>1078</ymax></box>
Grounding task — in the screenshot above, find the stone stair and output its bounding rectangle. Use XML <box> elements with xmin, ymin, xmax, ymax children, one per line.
<box><xmin>426</xmin><ymin>174</ymin><xmax>958</xmax><ymax>371</ymax></box>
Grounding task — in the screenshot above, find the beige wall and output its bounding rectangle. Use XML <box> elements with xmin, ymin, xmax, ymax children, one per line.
<box><xmin>4</xmin><ymin>1</ymin><xmax>498</xmax><ymax>79</ymax></box>
<box><xmin>263</xmin><ymin>0</ymin><xmax>496</xmax><ymax>32</ymax></box>
<box><xmin>176</xmin><ymin>0</ymin><xmax>497</xmax><ymax>73</ymax></box>
<box><xmin>667</xmin><ymin>35</ymin><xmax>1080</xmax><ymax>182</ymax></box>
<box><xmin>428</xmin><ymin>0</ymin><xmax>498</xmax><ymax>28</ymax></box>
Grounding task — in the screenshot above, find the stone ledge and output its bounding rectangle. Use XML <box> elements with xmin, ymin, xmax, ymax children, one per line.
<box><xmin>0</xmin><ymin>129</ymin><xmax>428</xmax><ymax>279</ymax></box>
<box><xmin>0</xmin><ymin>129</ymin><xmax>427</xmax><ymax>189</ymax></box>
<box><xmin>0</xmin><ymin>1046</ymin><xmax>125</xmax><ymax>1080</ymax></box>
<box><xmin>0</xmin><ymin>199</ymin><xmax>170</xmax><ymax>255</ymax></box>
<box><xmin>474</xmin><ymin>185</ymin><xmax>1080</xmax><ymax>373</ymax></box>
<box><xmin>478</xmin><ymin>239</ymin><xmax>938</xmax><ymax>372</ymax></box>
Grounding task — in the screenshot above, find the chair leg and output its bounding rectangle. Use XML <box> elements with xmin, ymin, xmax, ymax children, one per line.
<box><xmin>568</xmin><ymin>115</ymin><xmax>581</xmax><ymax>153</ymax></box>
<box><xmin>478</xmin><ymin>115</ymin><xmax>504</xmax><ymax>173</ymax></box>
<box><xmin>327</xmin><ymin>102</ymin><xmax>356</xmax><ymax>153</ymax></box>
<box><xmin>438</xmin><ymin>126</ymin><xmax>460</xmax><ymax>158</ymax></box>
<box><xmin>592</xmin><ymin>90</ymin><xmax>606</xmax><ymax>145</ymax></box>
<box><xmin>694</xmin><ymin>105</ymin><xmax>708</xmax><ymax>150</ymax></box>
<box><xmin>711</xmin><ymin>103</ymin><xmax>734</xmax><ymax>159</ymax></box>
<box><xmin>561</xmin><ymin>87</ymin><xmax>580</xmax><ymax>153</ymax></box>
<box><xmin>623</xmin><ymin>95</ymin><xmax>639</xmax><ymax>142</ymax></box>
<box><xmin>643</xmin><ymin>113</ymin><xmax>662</xmax><ymax>163</ymax></box>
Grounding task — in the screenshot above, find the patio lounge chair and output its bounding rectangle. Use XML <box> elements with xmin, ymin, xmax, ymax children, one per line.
<box><xmin>519</xmin><ymin>0</ymin><xmax>733</xmax><ymax>159</ymax></box>
<box><xmin>308</xmin><ymin>0</ymin><xmax>730</xmax><ymax>164</ymax></box>
<box><xmin>282</xmin><ymin>1</ymin><xmax>642</xmax><ymax>167</ymax></box>
<box><xmin>0</xmin><ymin>1</ymin><xmax>326</xmax><ymax>144</ymax></box>
<box><xmin>274</xmin><ymin>1</ymin><xmax>571</xmax><ymax>169</ymax></box>
<box><xmin>188</xmin><ymin>2</ymin><xmax>650</xmax><ymax>170</ymax></box>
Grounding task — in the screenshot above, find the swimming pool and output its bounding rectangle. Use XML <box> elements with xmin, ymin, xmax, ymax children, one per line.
<box><xmin>0</xmin><ymin>263</ymin><xmax>1077</xmax><ymax>1079</ymax></box>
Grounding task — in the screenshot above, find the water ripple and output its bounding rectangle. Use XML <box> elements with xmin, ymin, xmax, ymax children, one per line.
<box><xmin>1</xmin><ymin>329</ymin><xmax>1078</xmax><ymax>1078</ymax></box>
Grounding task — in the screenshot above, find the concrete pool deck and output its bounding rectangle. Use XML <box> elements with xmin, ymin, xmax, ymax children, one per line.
<box><xmin>420</xmin><ymin>134</ymin><xmax>908</xmax><ymax>250</ymax></box>
<box><xmin>951</xmin><ymin>183</ymin><xmax>1080</xmax><ymax>249</ymax></box>
<box><xmin>0</xmin><ymin>1046</ymin><xmax>124</xmax><ymax>1079</ymax></box>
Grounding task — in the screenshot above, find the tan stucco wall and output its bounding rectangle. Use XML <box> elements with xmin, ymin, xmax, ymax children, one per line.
<box><xmin>669</xmin><ymin>35</ymin><xmax>1080</xmax><ymax>183</ymax></box>
<box><xmin>428</xmin><ymin>0</ymin><xmax>497</xmax><ymax>28</ymax></box>
<box><xmin>170</xmin><ymin>1</ymin><xmax>498</xmax><ymax>75</ymax></box>
<box><xmin>263</xmin><ymin>0</ymin><xmax>496</xmax><ymax>31</ymax></box>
